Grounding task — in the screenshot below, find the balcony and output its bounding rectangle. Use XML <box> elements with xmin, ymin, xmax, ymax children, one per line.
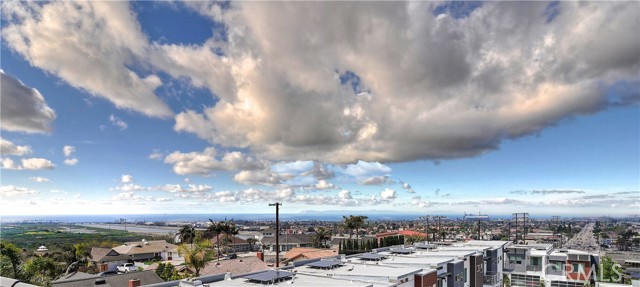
<box><xmin>526</xmin><ymin>266</ymin><xmax>543</xmax><ymax>272</ymax></box>
<box><xmin>483</xmin><ymin>272</ymin><xmax>501</xmax><ymax>286</ymax></box>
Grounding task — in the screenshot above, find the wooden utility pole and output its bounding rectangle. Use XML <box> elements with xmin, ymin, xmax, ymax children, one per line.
<box><xmin>269</xmin><ymin>202</ymin><xmax>282</xmax><ymax>268</ymax></box>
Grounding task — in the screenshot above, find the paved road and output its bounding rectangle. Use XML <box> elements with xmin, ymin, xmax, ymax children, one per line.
<box><xmin>563</xmin><ymin>222</ymin><xmax>599</xmax><ymax>251</ymax></box>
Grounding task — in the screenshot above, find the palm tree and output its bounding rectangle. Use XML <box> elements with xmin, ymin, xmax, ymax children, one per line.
<box><xmin>63</xmin><ymin>243</ymin><xmax>92</xmax><ymax>275</ymax></box>
<box><xmin>312</xmin><ymin>227</ymin><xmax>331</xmax><ymax>248</ymax></box>
<box><xmin>246</xmin><ymin>237</ymin><xmax>258</xmax><ymax>251</ymax></box>
<box><xmin>178</xmin><ymin>225</ymin><xmax>196</xmax><ymax>245</ymax></box>
<box><xmin>342</xmin><ymin>216</ymin><xmax>357</xmax><ymax>239</ymax></box>
<box><xmin>208</xmin><ymin>219</ymin><xmax>226</xmax><ymax>260</ymax></box>
<box><xmin>342</xmin><ymin>215</ymin><xmax>368</xmax><ymax>241</ymax></box>
<box><xmin>226</xmin><ymin>221</ymin><xmax>239</xmax><ymax>254</ymax></box>
<box><xmin>177</xmin><ymin>234</ymin><xmax>214</xmax><ymax>277</ymax></box>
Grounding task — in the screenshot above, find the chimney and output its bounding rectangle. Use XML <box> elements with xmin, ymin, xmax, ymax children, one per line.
<box><xmin>129</xmin><ymin>279</ymin><xmax>141</xmax><ymax>287</ymax></box>
<box><xmin>257</xmin><ymin>251</ymin><xmax>264</xmax><ymax>261</ymax></box>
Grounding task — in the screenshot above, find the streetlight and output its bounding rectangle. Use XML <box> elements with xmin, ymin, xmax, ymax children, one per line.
<box><xmin>269</xmin><ymin>202</ymin><xmax>282</xmax><ymax>268</ymax></box>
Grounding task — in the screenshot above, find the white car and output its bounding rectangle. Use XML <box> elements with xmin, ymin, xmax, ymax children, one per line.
<box><xmin>116</xmin><ymin>263</ymin><xmax>136</xmax><ymax>273</ymax></box>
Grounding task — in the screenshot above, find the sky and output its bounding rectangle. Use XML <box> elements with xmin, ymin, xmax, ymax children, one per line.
<box><xmin>0</xmin><ymin>1</ymin><xmax>638</xmax><ymax>217</ymax></box>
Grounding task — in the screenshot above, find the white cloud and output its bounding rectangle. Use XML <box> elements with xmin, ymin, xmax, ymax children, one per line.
<box><xmin>63</xmin><ymin>145</ymin><xmax>75</xmax><ymax>157</ymax></box>
<box><xmin>233</xmin><ymin>169</ymin><xmax>284</xmax><ymax>186</ymax></box>
<box><xmin>358</xmin><ymin>175</ymin><xmax>393</xmax><ymax>186</ymax></box>
<box><xmin>0</xmin><ymin>70</ymin><xmax>56</xmax><ymax>134</ymax></box>
<box><xmin>148</xmin><ymin>151</ymin><xmax>164</xmax><ymax>160</ymax></box>
<box><xmin>380</xmin><ymin>188</ymin><xmax>397</xmax><ymax>200</ymax></box>
<box><xmin>171</xmin><ymin>2</ymin><xmax>638</xmax><ymax>163</ymax></box>
<box><xmin>1</xmin><ymin>158</ymin><xmax>19</xmax><ymax>169</ymax></box>
<box><xmin>116</xmin><ymin>183</ymin><xmax>146</xmax><ymax>192</ymax></box>
<box><xmin>108</xmin><ymin>114</ymin><xmax>128</xmax><ymax>130</ymax></box>
<box><xmin>1</xmin><ymin>138</ymin><xmax>32</xmax><ymax>156</ymax></box>
<box><xmin>315</xmin><ymin>180</ymin><xmax>337</xmax><ymax>190</ymax></box>
<box><xmin>2</xmin><ymin>2</ymin><xmax>173</xmax><ymax>118</ymax></box>
<box><xmin>0</xmin><ymin>185</ymin><xmax>39</xmax><ymax>197</ymax></box>
<box><xmin>154</xmin><ymin>184</ymin><xmax>213</xmax><ymax>193</ymax></box>
<box><xmin>121</xmin><ymin>174</ymin><xmax>134</xmax><ymax>183</ymax></box>
<box><xmin>338</xmin><ymin>190</ymin><xmax>352</xmax><ymax>200</ymax></box>
<box><xmin>21</xmin><ymin>158</ymin><xmax>55</xmax><ymax>170</ymax></box>
<box><xmin>63</xmin><ymin>158</ymin><xmax>78</xmax><ymax>166</ymax></box>
<box><xmin>400</xmin><ymin>180</ymin><xmax>415</xmax><ymax>193</ymax></box>
<box><xmin>164</xmin><ymin>147</ymin><xmax>267</xmax><ymax>176</ymax></box>
<box><xmin>3</xmin><ymin>1</ymin><xmax>638</xmax><ymax>167</ymax></box>
<box><xmin>29</xmin><ymin>176</ymin><xmax>50</xmax><ymax>182</ymax></box>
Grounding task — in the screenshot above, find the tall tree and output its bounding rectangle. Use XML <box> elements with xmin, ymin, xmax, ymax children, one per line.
<box><xmin>178</xmin><ymin>225</ymin><xmax>196</xmax><ymax>245</ymax></box>
<box><xmin>177</xmin><ymin>233</ymin><xmax>215</xmax><ymax>277</ymax></box>
<box><xmin>342</xmin><ymin>215</ymin><xmax>368</xmax><ymax>240</ymax></box>
<box><xmin>312</xmin><ymin>227</ymin><xmax>331</xmax><ymax>248</ymax></box>
<box><xmin>598</xmin><ymin>256</ymin><xmax>623</xmax><ymax>283</ymax></box>
<box><xmin>0</xmin><ymin>241</ymin><xmax>22</xmax><ymax>280</ymax></box>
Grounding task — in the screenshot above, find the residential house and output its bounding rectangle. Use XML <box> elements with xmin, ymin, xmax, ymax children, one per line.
<box><xmin>52</xmin><ymin>270</ymin><xmax>162</xmax><ymax>287</ymax></box>
<box><xmin>261</xmin><ymin>234</ymin><xmax>312</xmax><ymax>252</ymax></box>
<box><xmin>282</xmin><ymin>247</ymin><xmax>339</xmax><ymax>264</ymax></box>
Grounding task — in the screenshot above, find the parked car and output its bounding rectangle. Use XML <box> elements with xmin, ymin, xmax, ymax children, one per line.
<box><xmin>116</xmin><ymin>263</ymin><xmax>136</xmax><ymax>273</ymax></box>
<box><xmin>224</xmin><ymin>254</ymin><xmax>238</xmax><ymax>259</ymax></box>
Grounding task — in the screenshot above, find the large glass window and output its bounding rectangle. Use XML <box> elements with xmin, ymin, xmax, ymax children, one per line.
<box><xmin>464</xmin><ymin>268</ymin><xmax>468</xmax><ymax>282</ymax></box>
<box><xmin>530</xmin><ymin>257</ymin><xmax>541</xmax><ymax>266</ymax></box>
<box><xmin>509</xmin><ymin>254</ymin><xmax>525</xmax><ymax>264</ymax></box>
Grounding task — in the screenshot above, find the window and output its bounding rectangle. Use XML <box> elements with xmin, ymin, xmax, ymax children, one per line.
<box><xmin>464</xmin><ymin>268</ymin><xmax>467</xmax><ymax>282</ymax></box>
<box><xmin>509</xmin><ymin>254</ymin><xmax>524</xmax><ymax>264</ymax></box>
<box><xmin>571</xmin><ymin>263</ymin><xmax>584</xmax><ymax>273</ymax></box>
<box><xmin>530</xmin><ymin>257</ymin><xmax>541</xmax><ymax>266</ymax></box>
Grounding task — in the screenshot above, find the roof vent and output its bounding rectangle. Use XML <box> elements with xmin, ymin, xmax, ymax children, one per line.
<box><xmin>95</xmin><ymin>279</ymin><xmax>107</xmax><ymax>285</ymax></box>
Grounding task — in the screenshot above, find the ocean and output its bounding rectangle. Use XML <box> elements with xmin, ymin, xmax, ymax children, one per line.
<box><xmin>0</xmin><ymin>213</ymin><xmax>445</xmax><ymax>223</ymax></box>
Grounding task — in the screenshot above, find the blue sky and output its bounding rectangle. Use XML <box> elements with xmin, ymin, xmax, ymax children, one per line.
<box><xmin>1</xmin><ymin>1</ymin><xmax>638</xmax><ymax>216</ymax></box>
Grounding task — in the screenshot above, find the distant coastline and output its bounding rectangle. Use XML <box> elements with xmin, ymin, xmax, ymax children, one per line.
<box><xmin>0</xmin><ymin>212</ymin><xmax>630</xmax><ymax>223</ymax></box>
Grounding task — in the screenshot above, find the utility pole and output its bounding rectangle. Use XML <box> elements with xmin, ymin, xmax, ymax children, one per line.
<box><xmin>512</xmin><ymin>213</ymin><xmax>529</xmax><ymax>244</ymax></box>
<box><xmin>552</xmin><ymin>216</ymin><xmax>560</xmax><ymax>248</ymax></box>
<box><xmin>418</xmin><ymin>216</ymin><xmax>430</xmax><ymax>243</ymax></box>
<box><xmin>269</xmin><ymin>202</ymin><xmax>281</xmax><ymax>268</ymax></box>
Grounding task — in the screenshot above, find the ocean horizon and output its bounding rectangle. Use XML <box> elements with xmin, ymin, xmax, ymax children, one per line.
<box><xmin>0</xmin><ymin>212</ymin><xmax>619</xmax><ymax>224</ymax></box>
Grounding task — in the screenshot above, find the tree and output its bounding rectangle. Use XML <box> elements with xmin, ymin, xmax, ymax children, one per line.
<box><xmin>598</xmin><ymin>256</ymin><xmax>623</xmax><ymax>283</ymax></box>
<box><xmin>226</xmin><ymin>221</ymin><xmax>239</xmax><ymax>254</ymax></box>
<box><xmin>616</xmin><ymin>230</ymin><xmax>634</xmax><ymax>251</ymax></box>
<box><xmin>503</xmin><ymin>274</ymin><xmax>511</xmax><ymax>287</ymax></box>
<box><xmin>22</xmin><ymin>256</ymin><xmax>61</xmax><ymax>287</ymax></box>
<box><xmin>208</xmin><ymin>219</ymin><xmax>225</xmax><ymax>259</ymax></box>
<box><xmin>177</xmin><ymin>234</ymin><xmax>215</xmax><ymax>277</ymax></box>
<box><xmin>178</xmin><ymin>225</ymin><xmax>196</xmax><ymax>245</ymax></box>
<box><xmin>246</xmin><ymin>237</ymin><xmax>258</xmax><ymax>251</ymax></box>
<box><xmin>312</xmin><ymin>227</ymin><xmax>331</xmax><ymax>248</ymax></box>
<box><xmin>342</xmin><ymin>215</ymin><xmax>368</xmax><ymax>241</ymax></box>
<box><xmin>64</xmin><ymin>243</ymin><xmax>92</xmax><ymax>275</ymax></box>
<box><xmin>1</xmin><ymin>241</ymin><xmax>23</xmax><ymax>280</ymax></box>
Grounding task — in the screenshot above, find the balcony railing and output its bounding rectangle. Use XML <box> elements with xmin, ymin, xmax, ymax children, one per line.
<box><xmin>526</xmin><ymin>265</ymin><xmax>543</xmax><ymax>272</ymax></box>
<box><xmin>483</xmin><ymin>272</ymin><xmax>501</xmax><ymax>286</ymax></box>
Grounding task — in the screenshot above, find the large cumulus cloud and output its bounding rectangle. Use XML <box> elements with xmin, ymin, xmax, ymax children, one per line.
<box><xmin>3</xmin><ymin>1</ymin><xmax>638</xmax><ymax>164</ymax></box>
<box><xmin>174</xmin><ymin>1</ymin><xmax>639</xmax><ymax>163</ymax></box>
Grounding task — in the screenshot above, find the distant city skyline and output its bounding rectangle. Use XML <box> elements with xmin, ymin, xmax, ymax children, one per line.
<box><xmin>1</xmin><ymin>1</ymin><xmax>638</xmax><ymax>216</ymax></box>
